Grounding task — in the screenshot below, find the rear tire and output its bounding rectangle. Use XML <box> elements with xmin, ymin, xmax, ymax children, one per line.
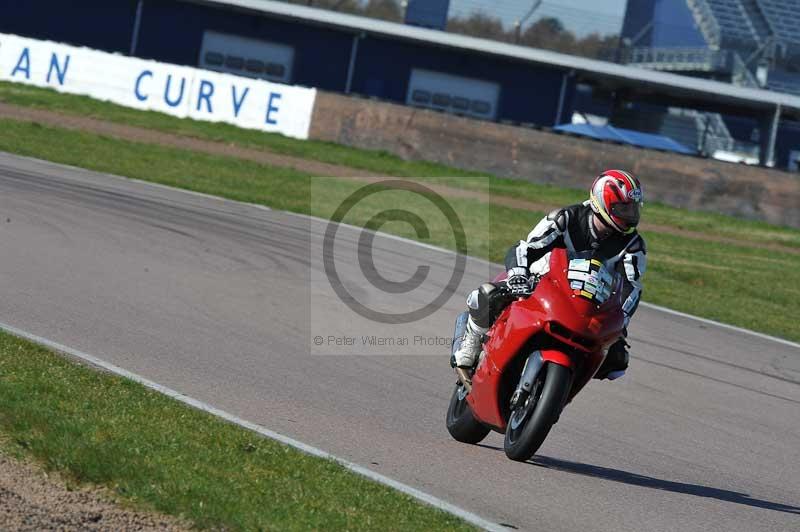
<box><xmin>446</xmin><ymin>384</ymin><xmax>491</xmax><ymax>444</ymax></box>
<box><xmin>503</xmin><ymin>363</ymin><xmax>571</xmax><ymax>462</ymax></box>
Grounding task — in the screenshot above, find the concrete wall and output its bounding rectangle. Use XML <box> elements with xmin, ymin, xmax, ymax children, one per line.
<box><xmin>310</xmin><ymin>91</ymin><xmax>800</xmax><ymax>228</ymax></box>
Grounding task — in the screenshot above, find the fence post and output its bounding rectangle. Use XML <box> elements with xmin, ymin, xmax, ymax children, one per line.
<box><xmin>129</xmin><ymin>0</ymin><xmax>144</xmax><ymax>56</ymax></box>
<box><xmin>759</xmin><ymin>104</ymin><xmax>781</xmax><ymax>167</ymax></box>
<box><xmin>344</xmin><ymin>32</ymin><xmax>363</xmax><ymax>94</ymax></box>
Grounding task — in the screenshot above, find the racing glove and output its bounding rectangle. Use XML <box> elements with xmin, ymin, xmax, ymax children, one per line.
<box><xmin>506</xmin><ymin>267</ymin><xmax>532</xmax><ymax>296</ymax></box>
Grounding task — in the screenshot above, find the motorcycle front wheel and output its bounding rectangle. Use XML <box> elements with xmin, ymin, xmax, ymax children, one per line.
<box><xmin>446</xmin><ymin>383</ymin><xmax>491</xmax><ymax>444</ymax></box>
<box><xmin>503</xmin><ymin>362</ymin><xmax>571</xmax><ymax>462</ymax></box>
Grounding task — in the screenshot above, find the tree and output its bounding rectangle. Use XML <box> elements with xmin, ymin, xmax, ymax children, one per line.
<box><xmin>362</xmin><ymin>0</ymin><xmax>403</xmax><ymax>22</ymax></box>
<box><xmin>295</xmin><ymin>1</ymin><xmax>620</xmax><ymax>61</ymax></box>
<box><xmin>576</xmin><ymin>33</ymin><xmax>620</xmax><ymax>60</ymax></box>
<box><xmin>537</xmin><ymin>16</ymin><xmax>565</xmax><ymax>35</ymax></box>
<box><xmin>520</xmin><ymin>17</ymin><xmax>576</xmax><ymax>53</ymax></box>
<box><xmin>297</xmin><ymin>0</ymin><xmax>361</xmax><ymax>13</ymax></box>
<box><xmin>446</xmin><ymin>11</ymin><xmax>511</xmax><ymax>42</ymax></box>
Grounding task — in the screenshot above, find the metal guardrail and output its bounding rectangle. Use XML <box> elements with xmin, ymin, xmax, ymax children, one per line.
<box><xmin>617</xmin><ymin>46</ymin><xmax>761</xmax><ymax>89</ymax></box>
<box><xmin>623</xmin><ymin>47</ymin><xmax>727</xmax><ymax>71</ymax></box>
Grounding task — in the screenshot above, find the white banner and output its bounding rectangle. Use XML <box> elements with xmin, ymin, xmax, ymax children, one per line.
<box><xmin>0</xmin><ymin>33</ymin><xmax>317</xmax><ymax>139</ymax></box>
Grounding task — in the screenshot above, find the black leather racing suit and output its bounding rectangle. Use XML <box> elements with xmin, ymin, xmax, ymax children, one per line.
<box><xmin>465</xmin><ymin>201</ymin><xmax>646</xmax><ymax>377</ymax></box>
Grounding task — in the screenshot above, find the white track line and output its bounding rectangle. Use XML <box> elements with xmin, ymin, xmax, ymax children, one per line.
<box><xmin>118</xmin><ymin>167</ymin><xmax>800</xmax><ymax>351</ymax></box>
<box><xmin>2</xmin><ymin>152</ymin><xmax>797</xmax><ymax>530</ymax></box>
<box><xmin>8</xmin><ymin>151</ymin><xmax>800</xmax><ymax>351</ymax></box>
<box><xmin>638</xmin><ymin>303</ymin><xmax>800</xmax><ymax>349</ymax></box>
<box><xmin>0</xmin><ymin>319</ymin><xmax>506</xmax><ymax>532</ymax></box>
<box><xmin>284</xmin><ymin>214</ymin><xmax>800</xmax><ymax>350</ymax></box>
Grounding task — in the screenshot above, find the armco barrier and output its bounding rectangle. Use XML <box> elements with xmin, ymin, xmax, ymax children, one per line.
<box><xmin>0</xmin><ymin>33</ymin><xmax>316</xmax><ymax>139</ymax></box>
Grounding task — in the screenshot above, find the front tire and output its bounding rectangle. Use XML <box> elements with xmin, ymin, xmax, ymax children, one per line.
<box><xmin>504</xmin><ymin>363</ymin><xmax>571</xmax><ymax>461</ymax></box>
<box><xmin>446</xmin><ymin>383</ymin><xmax>490</xmax><ymax>444</ymax></box>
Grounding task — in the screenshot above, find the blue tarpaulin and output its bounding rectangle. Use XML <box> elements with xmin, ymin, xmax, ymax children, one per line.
<box><xmin>554</xmin><ymin>123</ymin><xmax>695</xmax><ymax>155</ymax></box>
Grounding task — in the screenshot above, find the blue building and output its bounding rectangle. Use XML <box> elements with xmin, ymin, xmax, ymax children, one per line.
<box><xmin>404</xmin><ymin>0</ymin><xmax>450</xmax><ymax>31</ymax></box>
<box><xmin>1</xmin><ymin>0</ymin><xmax>797</xmax><ymax>167</ymax></box>
<box><xmin>0</xmin><ymin>0</ymin><xmax>573</xmax><ymax>127</ymax></box>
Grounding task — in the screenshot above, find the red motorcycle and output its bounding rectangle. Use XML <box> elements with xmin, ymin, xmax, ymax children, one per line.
<box><xmin>446</xmin><ymin>248</ymin><xmax>626</xmax><ymax>461</ymax></box>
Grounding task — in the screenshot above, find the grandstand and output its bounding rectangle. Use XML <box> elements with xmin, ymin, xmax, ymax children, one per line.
<box><xmin>614</xmin><ymin>0</ymin><xmax>800</xmax><ymax>162</ymax></box>
<box><xmin>621</xmin><ymin>0</ymin><xmax>800</xmax><ymax>93</ymax></box>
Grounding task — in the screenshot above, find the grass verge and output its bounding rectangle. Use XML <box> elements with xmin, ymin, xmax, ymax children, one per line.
<box><xmin>0</xmin><ymin>80</ymin><xmax>797</xmax><ymax>530</ymax></box>
<box><xmin>0</xmin><ymin>81</ymin><xmax>482</xmax><ymax>179</ymax></box>
<box><xmin>0</xmin><ymin>117</ymin><xmax>797</xmax><ymax>342</ymax></box>
<box><xmin>0</xmin><ymin>330</ymin><xmax>474</xmax><ymax>531</ymax></box>
<box><xmin>2</xmin><ymin>81</ymin><xmax>799</xmax><ymax>252</ymax></box>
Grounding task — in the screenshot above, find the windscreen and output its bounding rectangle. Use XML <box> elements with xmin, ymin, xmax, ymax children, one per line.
<box><xmin>565</xmin><ymin>252</ymin><xmax>619</xmax><ymax>304</ymax></box>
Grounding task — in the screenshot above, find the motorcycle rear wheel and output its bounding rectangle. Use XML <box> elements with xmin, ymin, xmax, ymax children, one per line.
<box><xmin>446</xmin><ymin>383</ymin><xmax>491</xmax><ymax>444</ymax></box>
<box><xmin>503</xmin><ymin>363</ymin><xmax>571</xmax><ymax>462</ymax></box>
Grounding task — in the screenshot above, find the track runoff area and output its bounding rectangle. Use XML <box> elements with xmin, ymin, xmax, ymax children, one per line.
<box><xmin>0</xmin><ymin>153</ymin><xmax>797</xmax><ymax>531</ymax></box>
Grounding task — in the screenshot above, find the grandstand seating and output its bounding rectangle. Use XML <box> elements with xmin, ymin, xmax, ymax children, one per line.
<box><xmin>703</xmin><ymin>0</ymin><xmax>761</xmax><ymax>46</ymax></box>
<box><xmin>616</xmin><ymin>0</ymin><xmax>800</xmax><ymax>160</ymax></box>
<box><xmin>756</xmin><ymin>0</ymin><xmax>800</xmax><ymax>44</ymax></box>
<box><xmin>690</xmin><ymin>0</ymin><xmax>800</xmax><ymax>49</ymax></box>
<box><xmin>609</xmin><ymin>104</ymin><xmax>738</xmax><ymax>156</ymax></box>
<box><xmin>765</xmin><ymin>68</ymin><xmax>800</xmax><ymax>96</ymax></box>
<box><xmin>625</xmin><ymin>0</ymin><xmax>800</xmax><ymax>96</ymax></box>
<box><xmin>740</xmin><ymin>0</ymin><xmax>771</xmax><ymax>43</ymax></box>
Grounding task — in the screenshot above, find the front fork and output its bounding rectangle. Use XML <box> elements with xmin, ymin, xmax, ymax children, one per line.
<box><xmin>509</xmin><ymin>351</ymin><xmax>544</xmax><ymax>408</ymax></box>
<box><xmin>510</xmin><ymin>349</ymin><xmax>574</xmax><ymax>409</ymax></box>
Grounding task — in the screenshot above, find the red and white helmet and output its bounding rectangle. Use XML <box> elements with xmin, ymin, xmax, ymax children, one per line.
<box><xmin>589</xmin><ymin>170</ymin><xmax>643</xmax><ymax>234</ymax></box>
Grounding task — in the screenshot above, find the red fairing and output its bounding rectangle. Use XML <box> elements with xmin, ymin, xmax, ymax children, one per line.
<box><xmin>466</xmin><ymin>248</ymin><xmax>625</xmax><ymax>431</ymax></box>
<box><xmin>540</xmin><ymin>349</ymin><xmax>573</xmax><ymax>368</ymax></box>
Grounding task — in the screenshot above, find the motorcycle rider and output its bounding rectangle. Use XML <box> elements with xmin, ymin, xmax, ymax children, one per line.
<box><xmin>452</xmin><ymin>170</ymin><xmax>646</xmax><ymax>381</ymax></box>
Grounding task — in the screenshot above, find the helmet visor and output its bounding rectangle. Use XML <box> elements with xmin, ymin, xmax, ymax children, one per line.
<box><xmin>610</xmin><ymin>201</ymin><xmax>641</xmax><ymax>228</ymax></box>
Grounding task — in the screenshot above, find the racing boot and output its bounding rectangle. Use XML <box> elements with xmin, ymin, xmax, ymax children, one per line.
<box><xmin>452</xmin><ymin>317</ymin><xmax>488</xmax><ymax>369</ymax></box>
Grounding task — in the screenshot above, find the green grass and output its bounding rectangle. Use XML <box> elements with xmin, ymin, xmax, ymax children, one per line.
<box><xmin>644</xmin><ymin>233</ymin><xmax>799</xmax><ymax>336</ymax></box>
<box><xmin>0</xmin><ymin>331</ymin><xmax>474</xmax><ymax>530</ymax></box>
<box><xmin>0</xmin><ymin>88</ymin><xmax>797</xmax><ymax>528</ymax></box>
<box><xmin>0</xmin><ymin>117</ymin><xmax>797</xmax><ymax>342</ymax></box>
<box><xmin>3</xmin><ymin>81</ymin><xmax>798</xmax><ymax>253</ymax></box>
<box><xmin>0</xmin><ymin>81</ymin><xmax>484</xmax><ymax>179</ymax></box>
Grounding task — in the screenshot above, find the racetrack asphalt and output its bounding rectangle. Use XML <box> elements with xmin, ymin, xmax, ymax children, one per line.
<box><xmin>0</xmin><ymin>152</ymin><xmax>797</xmax><ymax>532</ymax></box>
